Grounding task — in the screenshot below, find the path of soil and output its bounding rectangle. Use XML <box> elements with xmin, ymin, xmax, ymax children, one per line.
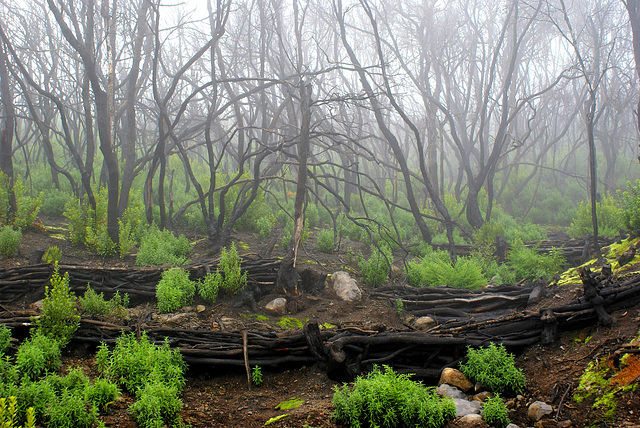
<box><xmin>3</xmin><ymin>217</ymin><xmax>640</xmax><ymax>427</ymax></box>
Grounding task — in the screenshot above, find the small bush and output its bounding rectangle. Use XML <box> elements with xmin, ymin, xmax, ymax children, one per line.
<box><xmin>15</xmin><ymin>380</ymin><xmax>55</xmax><ymax>423</ymax></box>
<box><xmin>316</xmin><ymin>229</ymin><xmax>335</xmax><ymax>254</ymax></box>
<box><xmin>332</xmin><ymin>365</ymin><xmax>456</xmax><ymax>428</ymax></box>
<box><xmin>305</xmin><ymin>203</ymin><xmax>319</xmax><ymax>228</ymax></box>
<box><xmin>136</xmin><ymin>226</ymin><xmax>191</xmax><ymax>266</ymax></box>
<box><xmin>43</xmin><ymin>246</ymin><xmax>61</xmax><ymax>264</ymax></box>
<box><xmin>619</xmin><ymin>179</ymin><xmax>640</xmax><ymax>234</ymax></box>
<box><xmin>407</xmin><ymin>251</ymin><xmax>487</xmax><ymax>289</ymax></box>
<box><xmin>482</xmin><ymin>395</ymin><xmax>510</xmax><ymax>428</ymax></box>
<box><xmin>97</xmin><ymin>332</ymin><xmax>186</xmax><ymax>394</ymax></box>
<box><xmin>216</xmin><ymin>243</ymin><xmax>247</xmax><ymax>296</ymax></box>
<box><xmin>45</xmin><ymin>388</ymin><xmax>98</xmax><ymax>428</ymax></box>
<box><xmin>130</xmin><ymin>381</ymin><xmax>182</xmax><ymax>428</ymax></box>
<box><xmin>256</xmin><ymin>216</ymin><xmax>274</xmax><ymax>238</ymax></box>
<box><xmin>15</xmin><ymin>334</ymin><xmax>61</xmax><ymax>381</ymax></box>
<box><xmin>197</xmin><ymin>272</ymin><xmax>220</xmax><ymax>305</ymax></box>
<box><xmin>40</xmin><ymin>188</ymin><xmax>71</xmax><ymax>217</ymax></box>
<box><xmin>358</xmin><ymin>244</ymin><xmax>392</xmax><ymax>287</ymax></box>
<box><xmin>251</xmin><ymin>366</ymin><xmax>263</xmax><ymax>386</ymax></box>
<box><xmin>568</xmin><ymin>194</ymin><xmax>623</xmax><ymax>238</ymax></box>
<box><xmin>84</xmin><ymin>378</ymin><xmax>120</xmax><ymax>412</ymax></box>
<box><xmin>79</xmin><ymin>286</ymin><xmax>129</xmax><ymax>318</ymax></box>
<box><xmin>156</xmin><ymin>268</ymin><xmax>196</xmax><ymax>313</ymax></box>
<box><xmin>32</xmin><ymin>266</ymin><xmax>80</xmax><ymax>346</ymax></box>
<box><xmin>0</xmin><ymin>226</ymin><xmax>21</xmax><ymax>258</ymax></box>
<box><xmin>460</xmin><ymin>343</ymin><xmax>526</xmax><ymax>395</ymax></box>
<box><xmin>64</xmin><ymin>187</ymin><xmax>116</xmax><ymax>256</ymax></box>
<box><xmin>508</xmin><ymin>240</ymin><xmax>564</xmax><ymax>282</ymax></box>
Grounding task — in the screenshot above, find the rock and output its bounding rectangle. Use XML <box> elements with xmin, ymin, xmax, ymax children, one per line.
<box><xmin>557</xmin><ymin>420</ymin><xmax>572</xmax><ymax>427</ymax></box>
<box><xmin>471</xmin><ymin>391</ymin><xmax>493</xmax><ymax>402</ymax></box>
<box><xmin>435</xmin><ymin>384</ymin><xmax>466</xmax><ymax>399</ymax></box>
<box><xmin>196</xmin><ymin>305</ymin><xmax>206</xmax><ymax>313</ymax></box>
<box><xmin>31</xmin><ymin>300</ymin><xmax>44</xmax><ymax>311</ymax></box>
<box><xmin>438</xmin><ymin>368</ymin><xmax>474</xmax><ymax>392</ymax></box>
<box><xmin>413</xmin><ymin>316</ymin><xmax>436</xmax><ymax>330</ymax></box>
<box><xmin>265</xmin><ymin>298</ymin><xmax>287</xmax><ymax>315</ymax></box>
<box><xmin>457</xmin><ymin>414</ymin><xmax>483</xmax><ymax>426</ymax></box>
<box><xmin>452</xmin><ymin>398</ymin><xmax>481</xmax><ymax>417</ymax></box>
<box><xmin>506</xmin><ymin>424</ymin><xmax>522</xmax><ymax>428</ymax></box>
<box><xmin>528</xmin><ymin>401</ymin><xmax>553</xmax><ymax>421</ymax></box>
<box><xmin>330</xmin><ymin>271</ymin><xmax>362</xmax><ymax>302</ymax></box>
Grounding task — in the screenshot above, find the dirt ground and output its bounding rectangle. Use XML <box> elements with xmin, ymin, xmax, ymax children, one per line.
<box><xmin>3</xmin><ymin>217</ymin><xmax>640</xmax><ymax>427</ymax></box>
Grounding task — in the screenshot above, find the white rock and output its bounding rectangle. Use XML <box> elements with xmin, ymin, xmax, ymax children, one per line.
<box><xmin>330</xmin><ymin>271</ymin><xmax>362</xmax><ymax>302</ymax></box>
<box><xmin>196</xmin><ymin>305</ymin><xmax>206</xmax><ymax>313</ymax></box>
<box><xmin>435</xmin><ymin>384</ymin><xmax>466</xmax><ymax>399</ymax></box>
<box><xmin>506</xmin><ymin>424</ymin><xmax>522</xmax><ymax>428</ymax></box>
<box><xmin>528</xmin><ymin>401</ymin><xmax>553</xmax><ymax>421</ymax></box>
<box><xmin>265</xmin><ymin>297</ymin><xmax>287</xmax><ymax>315</ymax></box>
<box><xmin>438</xmin><ymin>368</ymin><xmax>474</xmax><ymax>392</ymax></box>
<box><xmin>457</xmin><ymin>414</ymin><xmax>483</xmax><ymax>427</ymax></box>
<box><xmin>452</xmin><ymin>398</ymin><xmax>481</xmax><ymax>417</ymax></box>
<box><xmin>413</xmin><ymin>316</ymin><xmax>436</xmax><ymax>330</ymax></box>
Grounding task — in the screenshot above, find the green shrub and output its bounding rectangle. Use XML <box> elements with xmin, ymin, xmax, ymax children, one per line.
<box><xmin>44</xmin><ymin>368</ymin><xmax>88</xmax><ymax>395</ymax></box>
<box><xmin>216</xmin><ymin>243</ymin><xmax>247</xmax><ymax>296</ymax></box>
<box><xmin>619</xmin><ymin>179</ymin><xmax>640</xmax><ymax>234</ymax></box>
<box><xmin>40</xmin><ymin>188</ymin><xmax>71</xmax><ymax>217</ymax></box>
<box><xmin>84</xmin><ymin>378</ymin><xmax>120</xmax><ymax>412</ymax></box>
<box><xmin>79</xmin><ymin>286</ymin><xmax>129</xmax><ymax>318</ymax></box>
<box><xmin>358</xmin><ymin>244</ymin><xmax>392</xmax><ymax>287</ymax></box>
<box><xmin>45</xmin><ymin>388</ymin><xmax>98</xmax><ymax>428</ymax></box>
<box><xmin>197</xmin><ymin>272</ymin><xmax>220</xmax><ymax>304</ymax></box>
<box><xmin>136</xmin><ymin>226</ymin><xmax>191</xmax><ymax>266</ymax></box>
<box><xmin>0</xmin><ymin>396</ymin><xmax>36</xmax><ymax>428</ymax></box>
<box><xmin>459</xmin><ymin>343</ymin><xmax>526</xmax><ymax>395</ymax></box>
<box><xmin>118</xmin><ymin>197</ymin><xmax>146</xmax><ymax>259</ymax></box>
<box><xmin>32</xmin><ymin>266</ymin><xmax>80</xmax><ymax>346</ymax></box>
<box><xmin>156</xmin><ymin>268</ymin><xmax>196</xmax><ymax>313</ymax></box>
<box><xmin>0</xmin><ymin>226</ymin><xmax>21</xmax><ymax>257</ymax></box>
<box><xmin>332</xmin><ymin>365</ymin><xmax>456</xmax><ymax>428</ymax></box>
<box><xmin>130</xmin><ymin>381</ymin><xmax>182</xmax><ymax>428</ymax></box>
<box><xmin>0</xmin><ymin>174</ymin><xmax>43</xmax><ymax>232</ymax></box>
<box><xmin>305</xmin><ymin>203</ymin><xmax>319</xmax><ymax>228</ymax></box>
<box><xmin>568</xmin><ymin>194</ymin><xmax>623</xmax><ymax>238</ymax></box>
<box><xmin>482</xmin><ymin>395</ymin><xmax>510</xmax><ymax>428</ymax></box>
<box><xmin>256</xmin><ymin>216</ymin><xmax>274</xmax><ymax>238</ymax></box>
<box><xmin>0</xmin><ymin>325</ymin><xmax>11</xmax><ymax>355</ymax></box>
<box><xmin>43</xmin><ymin>246</ymin><xmax>61</xmax><ymax>264</ymax></box>
<box><xmin>251</xmin><ymin>366</ymin><xmax>263</xmax><ymax>386</ymax></box>
<box><xmin>508</xmin><ymin>240</ymin><xmax>564</xmax><ymax>282</ymax></box>
<box><xmin>407</xmin><ymin>251</ymin><xmax>487</xmax><ymax>289</ymax></box>
<box><xmin>15</xmin><ymin>380</ymin><xmax>55</xmax><ymax>423</ymax></box>
<box><xmin>316</xmin><ymin>228</ymin><xmax>335</xmax><ymax>254</ymax></box>
<box><xmin>15</xmin><ymin>334</ymin><xmax>61</xmax><ymax>381</ymax></box>
<box><xmin>96</xmin><ymin>332</ymin><xmax>186</xmax><ymax>394</ymax></box>
<box><xmin>63</xmin><ymin>187</ymin><xmax>116</xmax><ymax>256</ymax></box>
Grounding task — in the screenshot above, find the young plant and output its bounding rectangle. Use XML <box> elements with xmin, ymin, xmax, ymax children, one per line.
<box><xmin>15</xmin><ymin>334</ymin><xmax>61</xmax><ymax>381</ymax></box>
<box><xmin>459</xmin><ymin>343</ymin><xmax>526</xmax><ymax>395</ymax></box>
<box><xmin>482</xmin><ymin>395</ymin><xmax>510</xmax><ymax>428</ymax></box>
<box><xmin>0</xmin><ymin>226</ymin><xmax>21</xmax><ymax>258</ymax></box>
<box><xmin>197</xmin><ymin>272</ymin><xmax>221</xmax><ymax>305</ymax></box>
<box><xmin>251</xmin><ymin>366</ymin><xmax>263</xmax><ymax>386</ymax></box>
<box><xmin>508</xmin><ymin>240</ymin><xmax>564</xmax><ymax>282</ymax></box>
<box><xmin>43</xmin><ymin>246</ymin><xmax>61</xmax><ymax>264</ymax></box>
<box><xmin>79</xmin><ymin>286</ymin><xmax>129</xmax><ymax>318</ymax></box>
<box><xmin>619</xmin><ymin>179</ymin><xmax>640</xmax><ymax>234</ymax></box>
<box><xmin>315</xmin><ymin>229</ymin><xmax>335</xmax><ymax>254</ymax></box>
<box><xmin>156</xmin><ymin>268</ymin><xmax>196</xmax><ymax>313</ymax></box>
<box><xmin>32</xmin><ymin>265</ymin><xmax>80</xmax><ymax>346</ymax></box>
<box><xmin>332</xmin><ymin>365</ymin><xmax>456</xmax><ymax>428</ymax></box>
<box><xmin>357</xmin><ymin>244</ymin><xmax>392</xmax><ymax>287</ymax></box>
<box><xmin>0</xmin><ymin>324</ymin><xmax>11</xmax><ymax>355</ymax></box>
<box><xmin>84</xmin><ymin>378</ymin><xmax>121</xmax><ymax>412</ymax></box>
<box><xmin>136</xmin><ymin>225</ymin><xmax>191</xmax><ymax>266</ymax></box>
<box><xmin>130</xmin><ymin>381</ymin><xmax>182</xmax><ymax>428</ymax></box>
<box><xmin>216</xmin><ymin>243</ymin><xmax>247</xmax><ymax>296</ymax></box>
<box><xmin>406</xmin><ymin>250</ymin><xmax>486</xmax><ymax>289</ymax></box>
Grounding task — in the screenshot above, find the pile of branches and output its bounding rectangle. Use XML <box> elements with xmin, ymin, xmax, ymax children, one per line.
<box><xmin>0</xmin><ymin>257</ymin><xmax>281</xmax><ymax>306</ymax></box>
<box><xmin>2</xmin><ymin>268</ymin><xmax>638</xmax><ymax>383</ymax></box>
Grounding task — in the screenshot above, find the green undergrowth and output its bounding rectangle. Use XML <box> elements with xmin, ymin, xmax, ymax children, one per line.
<box><xmin>332</xmin><ymin>365</ymin><xmax>455</xmax><ymax>428</ymax></box>
<box><xmin>558</xmin><ymin>236</ymin><xmax>640</xmax><ymax>286</ymax></box>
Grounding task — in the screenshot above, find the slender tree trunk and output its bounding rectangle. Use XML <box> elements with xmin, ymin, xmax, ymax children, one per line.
<box><xmin>0</xmin><ymin>38</ymin><xmax>16</xmax><ymax>217</ymax></box>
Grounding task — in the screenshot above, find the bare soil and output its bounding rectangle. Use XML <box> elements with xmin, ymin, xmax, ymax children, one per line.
<box><xmin>3</xmin><ymin>217</ymin><xmax>640</xmax><ymax>428</ymax></box>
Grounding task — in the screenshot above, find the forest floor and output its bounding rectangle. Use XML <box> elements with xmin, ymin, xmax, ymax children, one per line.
<box><xmin>2</xmin><ymin>217</ymin><xmax>640</xmax><ymax>428</ymax></box>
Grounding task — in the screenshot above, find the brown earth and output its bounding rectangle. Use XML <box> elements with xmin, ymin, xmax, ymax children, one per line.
<box><xmin>3</xmin><ymin>217</ymin><xmax>640</xmax><ymax>428</ymax></box>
